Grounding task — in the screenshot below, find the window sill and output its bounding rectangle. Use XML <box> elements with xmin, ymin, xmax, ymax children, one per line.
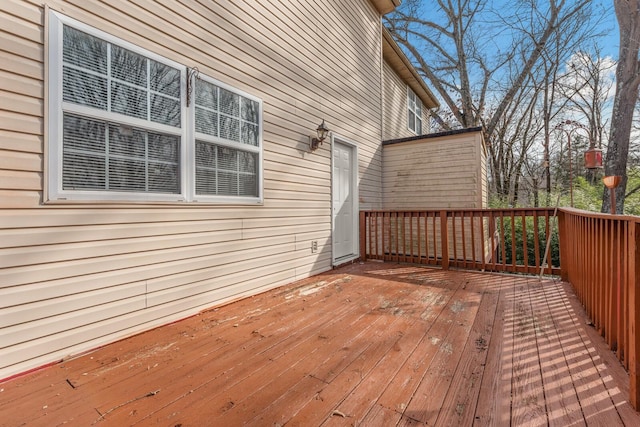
<box><xmin>43</xmin><ymin>197</ymin><xmax>264</xmax><ymax>207</ymax></box>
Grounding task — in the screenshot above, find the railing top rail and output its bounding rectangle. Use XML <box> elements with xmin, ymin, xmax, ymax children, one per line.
<box><xmin>362</xmin><ymin>208</ymin><xmax>557</xmax><ymax>214</ymax></box>
<box><xmin>559</xmin><ymin>207</ymin><xmax>640</xmax><ymax>222</ymax></box>
<box><xmin>363</xmin><ymin>207</ymin><xmax>640</xmax><ymax>223</ymax></box>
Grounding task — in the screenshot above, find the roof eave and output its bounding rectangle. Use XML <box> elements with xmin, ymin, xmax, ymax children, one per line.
<box><xmin>370</xmin><ymin>0</ymin><xmax>402</xmax><ymax>15</ymax></box>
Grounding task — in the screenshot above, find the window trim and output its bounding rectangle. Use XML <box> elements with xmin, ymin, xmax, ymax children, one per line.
<box><xmin>190</xmin><ymin>73</ymin><xmax>263</xmax><ymax>204</ymax></box>
<box><xmin>407</xmin><ymin>86</ymin><xmax>422</xmax><ymax>135</ymax></box>
<box><xmin>46</xmin><ymin>10</ymin><xmax>263</xmax><ymax>204</ymax></box>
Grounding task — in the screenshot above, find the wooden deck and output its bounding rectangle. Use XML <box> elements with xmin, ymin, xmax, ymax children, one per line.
<box><xmin>2</xmin><ymin>262</ymin><xmax>639</xmax><ymax>426</ymax></box>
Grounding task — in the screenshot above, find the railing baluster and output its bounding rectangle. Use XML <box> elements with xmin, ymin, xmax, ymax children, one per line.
<box><xmin>585</xmin><ymin>217</ymin><xmax>590</xmax><ymax>316</ymax></box>
<box><xmin>422</xmin><ymin>212</ymin><xmax>427</xmax><ymax>264</ymax></box>
<box><xmin>406</xmin><ymin>212</ymin><xmax>411</xmax><ymax>263</ymax></box>
<box><xmin>383</xmin><ymin>211</ymin><xmax>387</xmax><ymax>261</ymax></box>
<box><xmin>360</xmin><ymin>212</ymin><xmax>366</xmax><ymax>262</ymax></box>
<box><xmin>479</xmin><ymin>211</ymin><xmax>486</xmax><ymax>271</ymax></box>
<box><xmin>371</xmin><ymin>212</ymin><xmax>375</xmax><ymax>259</ymax></box>
<box><xmin>593</xmin><ymin>217</ymin><xmax>598</xmax><ymax>316</ymax></box>
<box><xmin>409</xmin><ymin>212</ymin><xmax>414</xmax><ymax>263</ymax></box>
<box><xmin>489</xmin><ymin>211</ymin><xmax>498</xmax><ymax>270</ymax></box>
<box><xmin>372</xmin><ymin>212</ymin><xmax>377</xmax><ymax>259</ymax></box>
<box><xmin>611</xmin><ymin>220</ymin><xmax>620</xmax><ymax>350</ymax></box>
<box><xmin>470</xmin><ymin>211</ymin><xmax>477</xmax><ymax>270</ymax></box>
<box><xmin>602</xmin><ymin>219</ymin><xmax>610</xmax><ymax>335</ymax></box>
<box><xmin>400</xmin><ymin>212</ymin><xmax>405</xmax><ymax>263</ymax></box>
<box><xmin>500</xmin><ymin>211</ymin><xmax>507</xmax><ymax>272</ymax></box>
<box><xmin>510</xmin><ymin>210</ymin><xmax>517</xmax><ymax>273</ymax></box>
<box><xmin>623</xmin><ymin>220</ymin><xmax>629</xmax><ymax>366</ymax></box>
<box><xmin>452</xmin><ymin>211</ymin><xmax>458</xmax><ymax>267</ymax></box>
<box><xmin>545</xmin><ymin>210</ymin><xmax>552</xmax><ymax>276</ymax></box>
<box><xmin>416</xmin><ymin>212</ymin><xmax>421</xmax><ymax>263</ymax></box>
<box><xmin>627</xmin><ymin>222</ymin><xmax>639</xmax><ymax>408</ymax></box>
<box><xmin>403</xmin><ymin>212</ymin><xmax>408</xmax><ymax>263</ymax></box>
<box><xmin>461</xmin><ymin>211</ymin><xmax>467</xmax><ymax>268</ymax></box>
<box><xmin>440</xmin><ymin>211</ymin><xmax>449</xmax><ymax>270</ymax></box>
<box><xmin>521</xmin><ymin>211</ymin><xmax>529</xmax><ymax>273</ymax></box>
<box><xmin>432</xmin><ymin>212</ymin><xmax>438</xmax><ymax>266</ymax></box>
<box><xmin>619</xmin><ymin>220</ymin><xmax>627</xmax><ymax>362</ymax></box>
<box><xmin>533</xmin><ymin>212</ymin><xmax>540</xmax><ymax>272</ymax></box>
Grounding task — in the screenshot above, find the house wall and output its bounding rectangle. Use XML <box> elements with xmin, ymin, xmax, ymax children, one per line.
<box><xmin>381</xmin><ymin>60</ymin><xmax>430</xmax><ymax>141</ymax></box>
<box><xmin>382</xmin><ymin>130</ymin><xmax>487</xmax><ymax>210</ymax></box>
<box><xmin>381</xmin><ymin>129</ymin><xmax>488</xmax><ymax>262</ymax></box>
<box><xmin>0</xmin><ymin>0</ymin><xmax>384</xmax><ymax>379</ymax></box>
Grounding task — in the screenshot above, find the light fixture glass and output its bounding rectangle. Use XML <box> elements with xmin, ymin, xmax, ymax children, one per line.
<box><xmin>309</xmin><ymin>119</ymin><xmax>330</xmax><ymax>152</ymax></box>
<box><xmin>316</xmin><ymin>120</ymin><xmax>329</xmax><ymax>141</ymax></box>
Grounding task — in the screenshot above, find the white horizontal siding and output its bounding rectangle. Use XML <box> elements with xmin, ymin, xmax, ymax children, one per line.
<box><xmin>383</xmin><ymin>61</ymin><xmax>409</xmax><ymax>140</ymax></box>
<box><xmin>382</xmin><ymin>61</ymin><xmax>432</xmax><ymax>140</ymax></box>
<box><xmin>0</xmin><ymin>0</ymin><xmax>385</xmax><ymax>379</ymax></box>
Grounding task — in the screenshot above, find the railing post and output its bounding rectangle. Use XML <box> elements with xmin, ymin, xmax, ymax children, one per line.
<box><xmin>629</xmin><ymin>220</ymin><xmax>640</xmax><ymax>409</ymax></box>
<box><xmin>359</xmin><ymin>211</ymin><xmax>367</xmax><ymax>262</ymax></box>
<box><xmin>557</xmin><ymin>209</ymin><xmax>569</xmax><ymax>282</ymax></box>
<box><xmin>440</xmin><ymin>210</ymin><xmax>449</xmax><ymax>270</ymax></box>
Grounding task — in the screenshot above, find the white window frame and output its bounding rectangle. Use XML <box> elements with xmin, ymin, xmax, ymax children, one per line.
<box><xmin>47</xmin><ymin>11</ymin><xmax>263</xmax><ymax>204</ymax></box>
<box><xmin>407</xmin><ymin>87</ymin><xmax>422</xmax><ymax>135</ymax></box>
<box><xmin>190</xmin><ymin>74</ymin><xmax>263</xmax><ymax>204</ymax></box>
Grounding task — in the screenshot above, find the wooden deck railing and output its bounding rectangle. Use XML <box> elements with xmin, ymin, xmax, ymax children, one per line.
<box><xmin>557</xmin><ymin>208</ymin><xmax>640</xmax><ymax>409</ymax></box>
<box><xmin>359</xmin><ymin>208</ymin><xmax>560</xmax><ymax>275</ymax></box>
<box><xmin>359</xmin><ymin>207</ymin><xmax>640</xmax><ymax>409</ymax></box>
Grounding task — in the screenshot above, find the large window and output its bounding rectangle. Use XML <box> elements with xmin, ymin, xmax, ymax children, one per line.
<box><xmin>407</xmin><ymin>87</ymin><xmax>422</xmax><ymax>135</ymax></box>
<box><xmin>48</xmin><ymin>11</ymin><xmax>263</xmax><ymax>203</ymax></box>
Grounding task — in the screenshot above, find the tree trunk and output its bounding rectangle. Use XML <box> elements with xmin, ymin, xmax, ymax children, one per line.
<box><xmin>603</xmin><ymin>0</ymin><xmax>640</xmax><ymax>214</ymax></box>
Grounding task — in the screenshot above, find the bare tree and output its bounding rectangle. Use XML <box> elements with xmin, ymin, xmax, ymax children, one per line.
<box><xmin>602</xmin><ymin>0</ymin><xmax>640</xmax><ymax>213</ymax></box>
<box><xmin>490</xmin><ymin>71</ymin><xmax>544</xmax><ymax>203</ymax></box>
<box><xmin>385</xmin><ymin>0</ymin><xmax>600</xmax><ymax>201</ymax></box>
<box><xmin>536</xmin><ymin>25</ymin><xmax>580</xmax><ymax>204</ymax></box>
<box><xmin>555</xmin><ymin>50</ymin><xmax>615</xmax><ymax>188</ymax></box>
<box><xmin>559</xmin><ymin>50</ymin><xmax>614</xmax><ymax>148</ymax></box>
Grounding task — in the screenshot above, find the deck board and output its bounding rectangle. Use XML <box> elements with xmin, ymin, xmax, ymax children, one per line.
<box><xmin>474</xmin><ymin>276</ymin><xmax>510</xmax><ymax>426</ymax></box>
<box><xmin>531</xmin><ymin>280</ymin><xmax>584</xmax><ymax>426</ymax></box>
<box><xmin>509</xmin><ymin>278</ymin><xmax>548</xmax><ymax>426</ymax></box>
<box><xmin>1</xmin><ymin>262</ymin><xmax>639</xmax><ymax>426</ymax></box>
<box><xmin>435</xmin><ymin>277</ymin><xmax>499</xmax><ymax>426</ymax></box>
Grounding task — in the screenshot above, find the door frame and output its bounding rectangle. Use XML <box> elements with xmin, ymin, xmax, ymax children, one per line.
<box><xmin>331</xmin><ymin>134</ymin><xmax>359</xmax><ymax>265</ymax></box>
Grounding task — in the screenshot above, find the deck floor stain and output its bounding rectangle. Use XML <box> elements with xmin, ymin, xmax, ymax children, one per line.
<box><xmin>1</xmin><ymin>262</ymin><xmax>639</xmax><ymax>426</ymax></box>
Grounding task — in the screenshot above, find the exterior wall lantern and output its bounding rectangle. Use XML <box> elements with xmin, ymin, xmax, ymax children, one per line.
<box><xmin>309</xmin><ymin>120</ymin><xmax>329</xmax><ymax>152</ymax></box>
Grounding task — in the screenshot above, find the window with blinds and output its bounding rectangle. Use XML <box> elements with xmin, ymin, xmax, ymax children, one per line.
<box><xmin>194</xmin><ymin>78</ymin><xmax>260</xmax><ymax>197</ymax></box>
<box><xmin>48</xmin><ymin>11</ymin><xmax>262</xmax><ymax>203</ymax></box>
<box><xmin>407</xmin><ymin>88</ymin><xmax>422</xmax><ymax>135</ymax></box>
<box><xmin>61</xmin><ymin>25</ymin><xmax>182</xmax><ymax>195</ymax></box>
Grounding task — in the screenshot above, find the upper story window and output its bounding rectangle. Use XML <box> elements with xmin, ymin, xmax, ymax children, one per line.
<box><xmin>407</xmin><ymin>87</ymin><xmax>422</xmax><ymax>135</ymax></box>
<box><xmin>47</xmin><ymin>11</ymin><xmax>263</xmax><ymax>204</ymax></box>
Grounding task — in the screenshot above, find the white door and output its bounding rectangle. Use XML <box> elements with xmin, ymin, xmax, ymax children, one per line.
<box><xmin>332</xmin><ymin>140</ymin><xmax>357</xmax><ymax>261</ymax></box>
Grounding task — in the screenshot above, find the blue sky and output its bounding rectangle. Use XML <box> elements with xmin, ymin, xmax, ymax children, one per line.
<box><xmin>404</xmin><ymin>0</ymin><xmax>622</xmax><ymax>71</ymax></box>
<box><xmin>595</xmin><ymin>0</ymin><xmax>619</xmax><ymax>59</ymax></box>
<box><xmin>480</xmin><ymin>0</ymin><xmax>620</xmax><ymax>59</ymax></box>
